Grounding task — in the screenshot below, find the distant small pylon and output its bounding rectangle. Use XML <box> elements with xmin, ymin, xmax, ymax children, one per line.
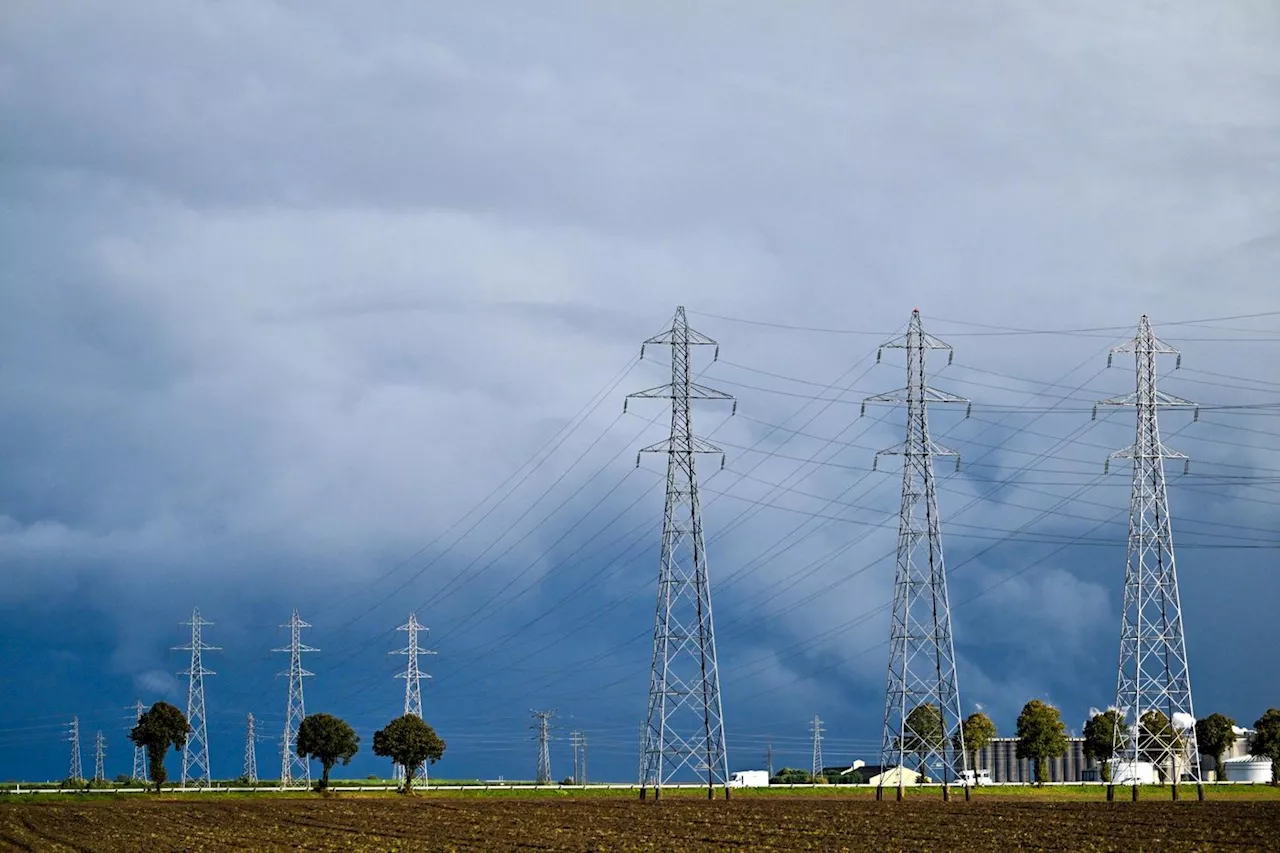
<box><xmin>67</xmin><ymin>717</ymin><xmax>82</xmax><ymax>783</ymax></box>
<box><xmin>810</xmin><ymin>716</ymin><xmax>824</xmax><ymax>781</ymax></box>
<box><xmin>129</xmin><ymin>701</ymin><xmax>148</xmax><ymax>782</ymax></box>
<box><xmin>243</xmin><ymin>713</ymin><xmax>259</xmax><ymax>784</ymax></box>
<box><xmin>94</xmin><ymin>731</ymin><xmax>106</xmax><ymax>783</ymax></box>
<box><xmin>531</xmin><ymin>710</ymin><xmax>555</xmax><ymax>784</ymax></box>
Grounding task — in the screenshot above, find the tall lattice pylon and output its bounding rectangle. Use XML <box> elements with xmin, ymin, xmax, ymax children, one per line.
<box><xmin>531</xmin><ymin>710</ymin><xmax>555</xmax><ymax>784</ymax></box>
<box><xmin>863</xmin><ymin>309</ymin><xmax>969</xmax><ymax>799</ymax></box>
<box><xmin>174</xmin><ymin>607</ymin><xmax>218</xmax><ymax>787</ymax></box>
<box><xmin>810</xmin><ymin>716</ymin><xmax>824</xmax><ymax>780</ymax></box>
<box><xmin>628</xmin><ymin>305</ymin><xmax>736</xmax><ymax>800</ymax></box>
<box><xmin>274</xmin><ymin>609</ymin><xmax>317</xmax><ymax>788</ymax></box>
<box><xmin>1096</xmin><ymin>314</ymin><xmax>1201</xmax><ymax>799</ymax></box>
<box><xmin>130</xmin><ymin>700</ymin><xmax>148</xmax><ymax>782</ymax></box>
<box><xmin>67</xmin><ymin>717</ymin><xmax>82</xmax><ymax>783</ymax></box>
<box><xmin>93</xmin><ymin>731</ymin><xmax>106</xmax><ymax>783</ymax></box>
<box><xmin>243</xmin><ymin>713</ymin><xmax>259</xmax><ymax>784</ymax></box>
<box><xmin>391</xmin><ymin>613</ymin><xmax>437</xmax><ymax>783</ymax></box>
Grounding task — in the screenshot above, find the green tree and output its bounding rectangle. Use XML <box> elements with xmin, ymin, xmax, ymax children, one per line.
<box><xmin>955</xmin><ymin>712</ymin><xmax>997</xmax><ymax>777</ymax></box>
<box><xmin>1138</xmin><ymin>710</ymin><xmax>1185</xmax><ymax>784</ymax></box>
<box><xmin>770</xmin><ymin>767</ymin><xmax>813</xmax><ymax>784</ymax></box>
<box><xmin>1195</xmin><ymin>713</ymin><xmax>1238</xmax><ymax>782</ymax></box>
<box><xmin>129</xmin><ymin>702</ymin><xmax>190</xmax><ymax>794</ymax></box>
<box><xmin>901</xmin><ymin>703</ymin><xmax>945</xmax><ymax>782</ymax></box>
<box><xmin>296</xmin><ymin>713</ymin><xmax>360</xmax><ymax>790</ymax></box>
<box><xmin>1082</xmin><ymin>709</ymin><xmax>1127</xmax><ymax>783</ymax></box>
<box><xmin>1250</xmin><ymin>708</ymin><xmax>1280</xmax><ymax>786</ymax></box>
<box><xmin>372</xmin><ymin>715</ymin><xmax>446</xmax><ymax>794</ymax></box>
<box><xmin>1015</xmin><ymin>700</ymin><xmax>1068</xmax><ymax>786</ymax></box>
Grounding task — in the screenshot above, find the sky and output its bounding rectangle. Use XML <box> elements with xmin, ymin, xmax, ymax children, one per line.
<box><xmin>1</xmin><ymin>0</ymin><xmax>1279</xmax><ymax>783</ymax></box>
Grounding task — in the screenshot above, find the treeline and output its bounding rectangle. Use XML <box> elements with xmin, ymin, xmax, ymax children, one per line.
<box><xmin>124</xmin><ymin>702</ymin><xmax>446</xmax><ymax>792</ymax></box>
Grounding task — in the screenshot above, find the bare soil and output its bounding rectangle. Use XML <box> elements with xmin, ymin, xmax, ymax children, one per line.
<box><xmin>2</xmin><ymin>796</ymin><xmax>1278</xmax><ymax>852</ymax></box>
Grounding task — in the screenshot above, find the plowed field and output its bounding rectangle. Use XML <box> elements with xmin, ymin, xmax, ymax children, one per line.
<box><xmin>2</xmin><ymin>796</ymin><xmax>1278</xmax><ymax>851</ymax></box>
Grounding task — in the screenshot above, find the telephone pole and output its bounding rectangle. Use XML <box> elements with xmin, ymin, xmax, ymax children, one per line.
<box><xmin>863</xmin><ymin>309</ymin><xmax>970</xmax><ymax>801</ymax></box>
<box><xmin>174</xmin><ymin>607</ymin><xmax>218</xmax><ymax>787</ymax></box>
<box><xmin>274</xmin><ymin>609</ymin><xmax>317</xmax><ymax>788</ymax></box>
<box><xmin>243</xmin><ymin>713</ymin><xmax>259</xmax><ymax>784</ymax></box>
<box><xmin>810</xmin><ymin>716</ymin><xmax>825</xmax><ymax>781</ymax></box>
<box><xmin>531</xmin><ymin>710</ymin><xmax>555</xmax><ymax>784</ymax></box>
<box><xmin>570</xmin><ymin>731</ymin><xmax>581</xmax><ymax>784</ymax></box>
<box><xmin>629</xmin><ymin>306</ymin><xmax>736</xmax><ymax>801</ymax></box>
<box><xmin>1096</xmin><ymin>314</ymin><xmax>1202</xmax><ymax>801</ymax></box>
<box><xmin>766</xmin><ymin>744</ymin><xmax>774</xmax><ymax>778</ymax></box>
<box><xmin>93</xmin><ymin>731</ymin><xmax>106</xmax><ymax>783</ymax></box>
<box><xmin>391</xmin><ymin>613</ymin><xmax>436</xmax><ymax>783</ymax></box>
<box><xmin>67</xmin><ymin>717</ymin><xmax>82</xmax><ymax>783</ymax></box>
<box><xmin>129</xmin><ymin>700</ymin><xmax>148</xmax><ymax>782</ymax></box>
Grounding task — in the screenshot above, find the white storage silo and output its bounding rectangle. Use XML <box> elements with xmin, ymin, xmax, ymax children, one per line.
<box><xmin>1221</xmin><ymin>756</ymin><xmax>1273</xmax><ymax>784</ymax></box>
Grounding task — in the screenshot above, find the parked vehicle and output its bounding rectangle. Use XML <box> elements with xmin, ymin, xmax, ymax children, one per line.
<box><xmin>727</xmin><ymin>770</ymin><xmax>770</xmax><ymax>787</ymax></box>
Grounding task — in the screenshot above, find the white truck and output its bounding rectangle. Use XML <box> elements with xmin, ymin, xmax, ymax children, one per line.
<box><xmin>727</xmin><ymin>770</ymin><xmax>770</xmax><ymax>787</ymax></box>
<box><xmin>959</xmin><ymin>769</ymin><xmax>992</xmax><ymax>786</ymax></box>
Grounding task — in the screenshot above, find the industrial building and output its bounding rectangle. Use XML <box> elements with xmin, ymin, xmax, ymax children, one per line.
<box><xmin>974</xmin><ymin>737</ymin><xmax>1098</xmax><ymax>783</ymax></box>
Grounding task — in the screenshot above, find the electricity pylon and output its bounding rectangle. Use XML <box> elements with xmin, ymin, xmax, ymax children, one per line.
<box><xmin>570</xmin><ymin>731</ymin><xmax>581</xmax><ymax>784</ymax></box>
<box><xmin>93</xmin><ymin>731</ymin><xmax>106</xmax><ymax>783</ymax></box>
<box><xmin>810</xmin><ymin>716</ymin><xmax>825</xmax><ymax>781</ymax></box>
<box><xmin>243</xmin><ymin>713</ymin><xmax>259</xmax><ymax>784</ymax></box>
<box><xmin>274</xmin><ymin>609</ymin><xmax>316</xmax><ymax>788</ymax></box>
<box><xmin>1096</xmin><ymin>314</ymin><xmax>1202</xmax><ymax>801</ymax></box>
<box><xmin>863</xmin><ymin>309</ymin><xmax>970</xmax><ymax>800</ymax></box>
<box><xmin>67</xmin><ymin>717</ymin><xmax>82</xmax><ymax>783</ymax></box>
<box><xmin>174</xmin><ymin>607</ymin><xmax>218</xmax><ymax>787</ymax></box>
<box><xmin>531</xmin><ymin>710</ymin><xmax>555</xmax><ymax>784</ymax></box>
<box><xmin>130</xmin><ymin>700</ymin><xmax>148</xmax><ymax>782</ymax></box>
<box><xmin>391</xmin><ymin>613</ymin><xmax>436</xmax><ymax>783</ymax></box>
<box><xmin>628</xmin><ymin>305</ymin><xmax>736</xmax><ymax>801</ymax></box>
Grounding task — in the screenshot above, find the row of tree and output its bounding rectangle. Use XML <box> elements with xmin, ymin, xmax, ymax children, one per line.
<box><xmin>128</xmin><ymin>702</ymin><xmax>447</xmax><ymax>792</ymax></box>
<box><xmin>895</xmin><ymin>702</ymin><xmax>1280</xmax><ymax>785</ymax></box>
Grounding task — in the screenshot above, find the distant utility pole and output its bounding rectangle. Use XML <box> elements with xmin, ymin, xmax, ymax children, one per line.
<box><xmin>274</xmin><ymin>609</ymin><xmax>317</xmax><ymax>788</ymax></box>
<box><xmin>243</xmin><ymin>713</ymin><xmax>259</xmax><ymax>784</ymax></box>
<box><xmin>569</xmin><ymin>731</ymin><xmax>587</xmax><ymax>785</ymax></box>
<box><xmin>765</xmin><ymin>744</ymin><xmax>774</xmax><ymax>778</ymax></box>
<box><xmin>863</xmin><ymin>309</ymin><xmax>970</xmax><ymax>801</ymax></box>
<box><xmin>67</xmin><ymin>717</ymin><xmax>82</xmax><ymax>783</ymax></box>
<box><xmin>530</xmin><ymin>710</ymin><xmax>555</xmax><ymax>784</ymax></box>
<box><xmin>570</xmin><ymin>731</ymin><xmax>581</xmax><ymax>784</ymax></box>
<box><xmin>629</xmin><ymin>306</ymin><xmax>736</xmax><ymax>801</ymax></box>
<box><xmin>129</xmin><ymin>700</ymin><xmax>148</xmax><ymax>782</ymax></box>
<box><xmin>93</xmin><ymin>731</ymin><xmax>106</xmax><ymax>783</ymax></box>
<box><xmin>810</xmin><ymin>717</ymin><xmax>824</xmax><ymax>781</ymax></box>
<box><xmin>1096</xmin><ymin>315</ymin><xmax>1203</xmax><ymax>801</ymax></box>
<box><xmin>174</xmin><ymin>607</ymin><xmax>218</xmax><ymax>788</ymax></box>
<box><xmin>391</xmin><ymin>613</ymin><xmax>437</xmax><ymax>783</ymax></box>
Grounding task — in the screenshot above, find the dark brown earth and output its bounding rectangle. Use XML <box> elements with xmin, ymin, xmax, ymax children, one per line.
<box><xmin>2</xmin><ymin>796</ymin><xmax>1279</xmax><ymax>852</ymax></box>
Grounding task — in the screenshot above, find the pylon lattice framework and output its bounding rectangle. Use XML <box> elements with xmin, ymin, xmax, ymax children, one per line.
<box><xmin>274</xmin><ymin>609</ymin><xmax>317</xmax><ymax>788</ymax></box>
<box><xmin>67</xmin><ymin>717</ymin><xmax>82</xmax><ymax>783</ymax></box>
<box><xmin>243</xmin><ymin>713</ymin><xmax>259</xmax><ymax>784</ymax></box>
<box><xmin>391</xmin><ymin>613</ymin><xmax>437</xmax><ymax>782</ymax></box>
<box><xmin>94</xmin><ymin>731</ymin><xmax>106</xmax><ymax>783</ymax></box>
<box><xmin>1096</xmin><ymin>314</ymin><xmax>1201</xmax><ymax>785</ymax></box>
<box><xmin>863</xmin><ymin>309</ymin><xmax>969</xmax><ymax>788</ymax></box>
<box><xmin>810</xmin><ymin>716</ymin><xmax>824</xmax><ymax>780</ymax></box>
<box><xmin>531</xmin><ymin>710</ymin><xmax>555</xmax><ymax>784</ymax></box>
<box><xmin>628</xmin><ymin>306</ymin><xmax>736</xmax><ymax>795</ymax></box>
<box><xmin>130</xmin><ymin>700</ymin><xmax>148</xmax><ymax>782</ymax></box>
<box><xmin>174</xmin><ymin>607</ymin><xmax>218</xmax><ymax>787</ymax></box>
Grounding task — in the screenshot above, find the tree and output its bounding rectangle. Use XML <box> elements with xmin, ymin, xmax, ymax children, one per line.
<box><xmin>1195</xmin><ymin>714</ymin><xmax>1238</xmax><ymax>782</ymax></box>
<box><xmin>1015</xmin><ymin>700</ymin><xmax>1067</xmax><ymax>786</ymax></box>
<box><xmin>372</xmin><ymin>715</ymin><xmax>446</xmax><ymax>794</ymax></box>
<box><xmin>1139</xmin><ymin>710</ymin><xmax>1185</xmax><ymax>784</ymax></box>
<box><xmin>901</xmin><ymin>703</ymin><xmax>946</xmax><ymax>781</ymax></box>
<box><xmin>1250</xmin><ymin>708</ymin><xmax>1280</xmax><ymax>786</ymax></box>
<box><xmin>770</xmin><ymin>767</ymin><xmax>813</xmax><ymax>784</ymax></box>
<box><xmin>1082</xmin><ymin>709</ymin><xmax>1127</xmax><ymax>783</ymax></box>
<box><xmin>955</xmin><ymin>712</ymin><xmax>997</xmax><ymax>777</ymax></box>
<box><xmin>129</xmin><ymin>702</ymin><xmax>190</xmax><ymax>794</ymax></box>
<box><xmin>296</xmin><ymin>713</ymin><xmax>360</xmax><ymax>791</ymax></box>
